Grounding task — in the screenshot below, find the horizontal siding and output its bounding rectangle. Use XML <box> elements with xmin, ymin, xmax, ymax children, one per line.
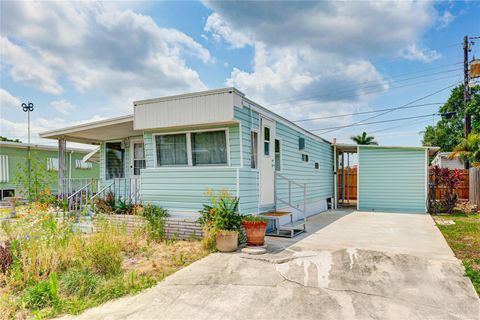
<box><xmin>239</xmin><ymin>169</ymin><xmax>259</xmax><ymax>214</ymax></box>
<box><xmin>0</xmin><ymin>146</ymin><xmax>99</xmax><ymax>196</ymax></box>
<box><xmin>275</xmin><ymin>122</ymin><xmax>333</xmax><ymax>212</ymax></box>
<box><xmin>234</xmin><ymin>106</ymin><xmax>260</xmax><ymax>167</ymax></box>
<box><xmin>140</xmin><ymin>167</ymin><xmax>237</xmax><ymax>213</ymax></box>
<box><xmin>359</xmin><ymin>147</ymin><xmax>426</xmax><ymax>213</ymax></box>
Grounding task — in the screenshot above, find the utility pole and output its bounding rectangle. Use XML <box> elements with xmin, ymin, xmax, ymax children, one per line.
<box><xmin>463</xmin><ymin>36</ymin><xmax>471</xmax><ymax>169</ymax></box>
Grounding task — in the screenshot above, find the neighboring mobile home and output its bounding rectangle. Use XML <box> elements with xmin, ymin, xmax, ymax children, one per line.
<box><xmin>0</xmin><ymin>141</ymin><xmax>99</xmax><ymax>200</ymax></box>
<box><xmin>431</xmin><ymin>152</ymin><xmax>464</xmax><ymax>169</ymax></box>
<box><xmin>40</xmin><ymin>88</ymin><xmax>437</xmax><ymax>219</ymax></box>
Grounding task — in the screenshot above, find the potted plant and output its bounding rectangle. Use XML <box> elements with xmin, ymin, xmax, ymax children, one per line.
<box><xmin>242</xmin><ymin>215</ymin><xmax>269</xmax><ymax>246</ymax></box>
<box><xmin>198</xmin><ymin>190</ymin><xmax>242</xmax><ymax>252</ymax></box>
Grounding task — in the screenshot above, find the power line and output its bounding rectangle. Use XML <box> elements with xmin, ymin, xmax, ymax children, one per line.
<box><xmin>263</xmin><ymin>61</ymin><xmax>462</xmax><ymax>108</ymax></box>
<box><xmin>371</xmin><ymin>42</ymin><xmax>461</xmax><ymax>65</ymax></box>
<box><xmin>311</xmin><ymin>114</ymin><xmax>436</xmax><ymax>132</ymax></box>
<box><xmin>272</xmin><ymin>72</ymin><xmax>460</xmax><ymax>112</ymax></box>
<box><xmin>317</xmin><ymin>82</ymin><xmax>459</xmax><ymax>134</ymax></box>
<box><xmin>368</xmin><ymin>118</ymin><xmax>433</xmax><ymax>134</ymax></box>
<box><xmin>293</xmin><ymin>102</ymin><xmax>443</xmax><ymax>123</ymax></box>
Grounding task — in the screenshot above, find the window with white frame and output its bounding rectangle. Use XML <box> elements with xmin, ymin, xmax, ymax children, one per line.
<box><xmin>105</xmin><ymin>142</ymin><xmax>125</xmax><ymax>179</ymax></box>
<box><xmin>154</xmin><ymin>129</ymin><xmax>228</xmax><ymax>167</ymax></box>
<box><xmin>47</xmin><ymin>158</ymin><xmax>59</xmax><ymax>171</ymax></box>
<box><xmin>0</xmin><ymin>155</ymin><xmax>9</xmax><ymax>183</ymax></box>
<box><xmin>251</xmin><ymin>131</ymin><xmax>258</xmax><ymax>169</ymax></box>
<box><xmin>75</xmin><ymin>159</ymin><xmax>92</xmax><ymax>169</ymax></box>
<box><xmin>275</xmin><ymin>139</ymin><xmax>281</xmax><ymax>171</ymax></box>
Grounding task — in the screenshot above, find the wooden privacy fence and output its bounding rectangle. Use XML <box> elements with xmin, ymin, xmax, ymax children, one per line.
<box><xmin>338</xmin><ymin>167</ymin><xmax>357</xmax><ymax>200</ymax></box>
<box><xmin>429</xmin><ymin>168</ymin><xmax>470</xmax><ymax>200</ymax></box>
<box><xmin>470</xmin><ymin>167</ymin><xmax>480</xmax><ymax>207</ymax></box>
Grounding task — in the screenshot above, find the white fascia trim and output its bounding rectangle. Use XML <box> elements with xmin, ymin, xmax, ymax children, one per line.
<box><xmin>39</xmin><ymin>115</ymin><xmax>134</xmax><ymax>138</ymax></box>
<box><xmin>133</xmin><ymin>87</ymin><xmax>245</xmax><ymax>106</ymax></box>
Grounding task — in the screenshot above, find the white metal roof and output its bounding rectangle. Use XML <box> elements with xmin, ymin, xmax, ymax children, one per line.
<box><xmin>0</xmin><ymin>141</ymin><xmax>94</xmax><ymax>153</ymax></box>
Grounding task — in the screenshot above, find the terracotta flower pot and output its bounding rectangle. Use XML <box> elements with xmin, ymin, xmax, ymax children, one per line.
<box><xmin>242</xmin><ymin>221</ymin><xmax>267</xmax><ymax>246</ymax></box>
<box><xmin>215</xmin><ymin>231</ymin><xmax>239</xmax><ymax>252</ymax></box>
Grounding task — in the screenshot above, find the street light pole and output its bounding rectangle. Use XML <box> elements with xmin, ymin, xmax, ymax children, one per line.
<box><xmin>21</xmin><ymin>102</ymin><xmax>34</xmax><ymax>200</ymax></box>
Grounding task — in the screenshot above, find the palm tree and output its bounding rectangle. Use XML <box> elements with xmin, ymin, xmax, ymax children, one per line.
<box><xmin>449</xmin><ymin>133</ymin><xmax>480</xmax><ymax>167</ymax></box>
<box><xmin>350</xmin><ymin>132</ymin><xmax>378</xmax><ymax>145</ymax></box>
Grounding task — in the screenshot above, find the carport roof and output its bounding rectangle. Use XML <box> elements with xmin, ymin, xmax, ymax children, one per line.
<box><xmin>39</xmin><ymin>115</ymin><xmax>141</xmax><ymax>145</ymax></box>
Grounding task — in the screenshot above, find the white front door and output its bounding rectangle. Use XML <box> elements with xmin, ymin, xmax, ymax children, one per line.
<box><xmin>130</xmin><ymin>140</ymin><xmax>146</xmax><ymax>178</ymax></box>
<box><xmin>260</xmin><ymin>117</ymin><xmax>275</xmax><ymax>206</ymax></box>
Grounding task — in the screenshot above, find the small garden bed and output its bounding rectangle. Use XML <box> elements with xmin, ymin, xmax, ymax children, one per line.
<box><xmin>0</xmin><ymin>203</ymin><xmax>208</xmax><ymax>319</ymax></box>
<box><xmin>434</xmin><ymin>212</ymin><xmax>480</xmax><ymax>296</ymax></box>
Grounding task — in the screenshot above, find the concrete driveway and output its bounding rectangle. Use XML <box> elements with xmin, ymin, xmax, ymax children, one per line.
<box><xmin>65</xmin><ymin>210</ymin><xmax>480</xmax><ymax>320</ymax></box>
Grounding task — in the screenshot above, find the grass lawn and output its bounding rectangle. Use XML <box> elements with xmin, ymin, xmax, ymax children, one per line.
<box><xmin>434</xmin><ymin>213</ymin><xmax>480</xmax><ymax>296</ymax></box>
<box><xmin>0</xmin><ymin>204</ymin><xmax>208</xmax><ymax>319</ymax></box>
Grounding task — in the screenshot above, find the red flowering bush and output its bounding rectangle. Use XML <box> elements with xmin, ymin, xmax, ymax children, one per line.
<box><xmin>431</xmin><ymin>165</ymin><xmax>461</xmax><ymax>213</ymax></box>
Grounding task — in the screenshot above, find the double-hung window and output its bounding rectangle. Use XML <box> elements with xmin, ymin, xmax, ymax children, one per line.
<box><xmin>105</xmin><ymin>142</ymin><xmax>125</xmax><ymax>179</ymax></box>
<box><xmin>191</xmin><ymin>131</ymin><xmax>227</xmax><ymax>165</ymax></box>
<box><xmin>155</xmin><ymin>130</ymin><xmax>228</xmax><ymax>167</ymax></box>
<box><xmin>155</xmin><ymin>134</ymin><xmax>188</xmax><ymax>166</ymax></box>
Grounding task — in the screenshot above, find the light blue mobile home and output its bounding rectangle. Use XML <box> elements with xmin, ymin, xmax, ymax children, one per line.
<box><xmin>41</xmin><ymin>88</ymin><xmax>333</xmax><ymax>218</ymax></box>
<box><xmin>40</xmin><ymin>88</ymin><xmax>435</xmax><ymax>219</ymax></box>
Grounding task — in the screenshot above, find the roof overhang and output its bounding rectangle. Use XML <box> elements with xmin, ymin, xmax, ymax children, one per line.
<box><xmin>333</xmin><ymin>143</ymin><xmax>440</xmax><ymax>156</ymax></box>
<box><xmin>39</xmin><ymin>115</ymin><xmax>142</xmax><ymax>144</ymax></box>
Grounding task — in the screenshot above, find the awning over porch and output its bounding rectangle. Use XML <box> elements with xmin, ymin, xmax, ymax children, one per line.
<box><xmin>39</xmin><ymin>115</ymin><xmax>141</xmax><ymax>144</ymax></box>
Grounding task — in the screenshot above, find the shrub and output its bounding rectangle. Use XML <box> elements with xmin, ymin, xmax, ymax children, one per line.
<box><xmin>142</xmin><ymin>204</ymin><xmax>168</xmax><ymax>241</ymax></box>
<box><xmin>61</xmin><ymin>269</ymin><xmax>101</xmax><ymax>297</ymax></box>
<box><xmin>85</xmin><ymin>231</ymin><xmax>122</xmax><ymax>275</ymax></box>
<box><xmin>198</xmin><ymin>189</ymin><xmax>242</xmax><ymax>250</ymax></box>
<box><xmin>0</xmin><ymin>241</ymin><xmax>13</xmax><ymax>274</ymax></box>
<box><xmin>431</xmin><ymin>166</ymin><xmax>461</xmax><ymax>213</ymax></box>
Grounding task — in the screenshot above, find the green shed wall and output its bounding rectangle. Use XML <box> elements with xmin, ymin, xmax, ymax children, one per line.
<box><xmin>0</xmin><ymin>146</ymin><xmax>99</xmax><ymax>197</ymax></box>
<box><xmin>358</xmin><ymin>147</ymin><xmax>427</xmax><ymax>213</ymax></box>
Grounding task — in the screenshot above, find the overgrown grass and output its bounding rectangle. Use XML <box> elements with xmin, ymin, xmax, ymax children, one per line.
<box><xmin>434</xmin><ymin>213</ymin><xmax>480</xmax><ymax>296</ymax></box>
<box><xmin>0</xmin><ymin>204</ymin><xmax>208</xmax><ymax>319</ymax></box>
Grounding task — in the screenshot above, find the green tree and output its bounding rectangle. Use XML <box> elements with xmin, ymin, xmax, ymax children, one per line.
<box><xmin>0</xmin><ymin>136</ymin><xmax>22</xmax><ymax>143</ymax></box>
<box><xmin>350</xmin><ymin>132</ymin><xmax>378</xmax><ymax>145</ymax></box>
<box><xmin>422</xmin><ymin>84</ymin><xmax>479</xmax><ymax>151</ymax></box>
<box><xmin>13</xmin><ymin>153</ymin><xmax>51</xmax><ymax>201</ymax></box>
<box><xmin>449</xmin><ymin>133</ymin><xmax>480</xmax><ymax>167</ymax></box>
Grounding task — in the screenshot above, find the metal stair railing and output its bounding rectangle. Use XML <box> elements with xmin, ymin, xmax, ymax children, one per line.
<box><xmin>67</xmin><ymin>181</ymin><xmax>93</xmax><ymax>214</ymax></box>
<box><xmin>273</xmin><ymin>173</ymin><xmax>307</xmax><ymax>236</ymax></box>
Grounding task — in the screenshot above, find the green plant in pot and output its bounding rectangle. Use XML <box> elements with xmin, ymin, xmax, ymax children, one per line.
<box><xmin>199</xmin><ymin>189</ymin><xmax>242</xmax><ymax>252</ymax></box>
<box><xmin>242</xmin><ymin>215</ymin><xmax>269</xmax><ymax>246</ymax></box>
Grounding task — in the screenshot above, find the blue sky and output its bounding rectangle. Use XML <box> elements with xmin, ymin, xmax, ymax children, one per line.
<box><xmin>1</xmin><ymin>1</ymin><xmax>479</xmax><ymax>147</ymax></box>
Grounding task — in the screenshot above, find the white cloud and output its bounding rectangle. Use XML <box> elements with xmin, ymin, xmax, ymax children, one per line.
<box><xmin>0</xmin><ymin>37</ymin><xmax>63</xmax><ymax>94</ymax></box>
<box><xmin>0</xmin><ymin>88</ymin><xmax>21</xmax><ymax>110</ymax></box>
<box><xmin>438</xmin><ymin>11</ymin><xmax>456</xmax><ymax>29</ymax></box>
<box><xmin>401</xmin><ymin>45</ymin><xmax>441</xmax><ymax>63</ymax></box>
<box><xmin>1</xmin><ymin>2</ymin><xmax>211</xmax><ymax>101</ymax></box>
<box><xmin>203</xmin><ymin>1</ymin><xmax>438</xmax><ymax>139</ymax></box>
<box><xmin>0</xmin><ymin>114</ymin><xmax>107</xmax><ymax>145</ymax></box>
<box><xmin>50</xmin><ymin>100</ymin><xmax>76</xmax><ymax>115</ymax></box>
<box><xmin>204</xmin><ymin>13</ymin><xmax>253</xmax><ymax>48</ymax></box>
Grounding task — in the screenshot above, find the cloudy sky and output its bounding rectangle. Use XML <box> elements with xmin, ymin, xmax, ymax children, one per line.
<box><xmin>1</xmin><ymin>1</ymin><xmax>479</xmax><ymax>147</ymax></box>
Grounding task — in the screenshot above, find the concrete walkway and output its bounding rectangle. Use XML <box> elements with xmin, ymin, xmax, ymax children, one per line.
<box><xmin>64</xmin><ymin>210</ymin><xmax>480</xmax><ymax>320</ymax></box>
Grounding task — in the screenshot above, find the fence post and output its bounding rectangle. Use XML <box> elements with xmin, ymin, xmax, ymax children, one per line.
<box><xmin>470</xmin><ymin>168</ymin><xmax>480</xmax><ymax>207</ymax></box>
